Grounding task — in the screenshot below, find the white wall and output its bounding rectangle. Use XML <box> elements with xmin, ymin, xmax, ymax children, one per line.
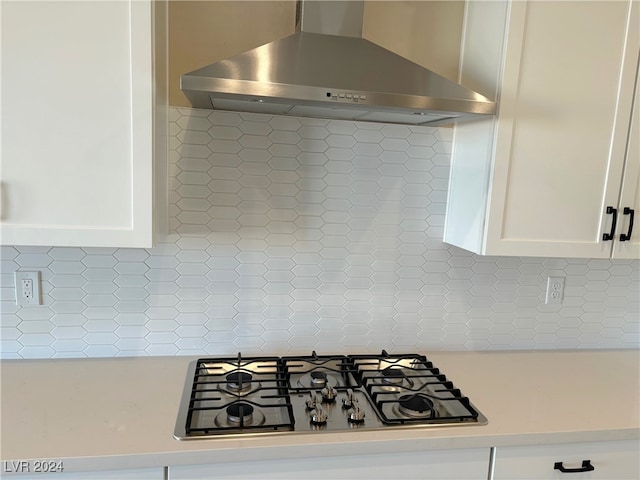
<box><xmin>1</xmin><ymin>109</ymin><xmax>638</xmax><ymax>358</ymax></box>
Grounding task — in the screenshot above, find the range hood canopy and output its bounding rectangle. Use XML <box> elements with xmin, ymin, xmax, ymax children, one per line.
<box><xmin>181</xmin><ymin>1</ymin><xmax>496</xmax><ymax>126</ymax></box>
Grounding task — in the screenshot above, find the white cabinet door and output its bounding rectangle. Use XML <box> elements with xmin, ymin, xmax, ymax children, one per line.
<box><xmin>612</xmin><ymin>57</ymin><xmax>640</xmax><ymax>259</ymax></box>
<box><xmin>492</xmin><ymin>439</ymin><xmax>640</xmax><ymax>480</ymax></box>
<box><xmin>445</xmin><ymin>0</ymin><xmax>640</xmax><ymax>259</ymax></box>
<box><xmin>169</xmin><ymin>448</ymin><xmax>491</xmax><ymax>480</ymax></box>
<box><xmin>0</xmin><ymin>0</ymin><xmax>162</xmax><ymax>248</ymax></box>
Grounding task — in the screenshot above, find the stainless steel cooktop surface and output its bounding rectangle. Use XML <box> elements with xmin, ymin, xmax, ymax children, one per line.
<box><xmin>174</xmin><ymin>351</ymin><xmax>487</xmax><ymax>439</ymax></box>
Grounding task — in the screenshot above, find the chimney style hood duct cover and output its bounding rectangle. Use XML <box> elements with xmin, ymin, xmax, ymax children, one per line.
<box><xmin>181</xmin><ymin>1</ymin><xmax>496</xmax><ymax>126</ymax></box>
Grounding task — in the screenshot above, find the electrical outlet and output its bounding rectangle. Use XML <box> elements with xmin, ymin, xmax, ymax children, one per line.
<box><xmin>14</xmin><ymin>271</ymin><xmax>42</xmax><ymax>306</ymax></box>
<box><xmin>545</xmin><ymin>276</ymin><xmax>565</xmax><ymax>305</ymax></box>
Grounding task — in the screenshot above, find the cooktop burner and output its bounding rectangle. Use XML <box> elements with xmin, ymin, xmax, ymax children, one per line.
<box><xmin>174</xmin><ymin>350</ymin><xmax>487</xmax><ymax>439</ymax></box>
<box><xmin>225</xmin><ymin>372</ymin><xmax>252</xmax><ymax>392</ymax></box>
<box><xmin>397</xmin><ymin>394</ymin><xmax>436</xmax><ymax>419</ymax></box>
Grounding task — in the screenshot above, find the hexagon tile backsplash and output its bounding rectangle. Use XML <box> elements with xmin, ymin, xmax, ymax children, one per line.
<box><xmin>1</xmin><ymin>108</ymin><xmax>639</xmax><ymax>359</ymax></box>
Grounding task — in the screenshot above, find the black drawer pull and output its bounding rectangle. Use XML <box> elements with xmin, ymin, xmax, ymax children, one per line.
<box><xmin>620</xmin><ymin>207</ymin><xmax>635</xmax><ymax>241</ymax></box>
<box><xmin>554</xmin><ymin>460</ymin><xmax>595</xmax><ymax>473</ymax></box>
<box><xmin>603</xmin><ymin>206</ymin><xmax>618</xmax><ymax>241</ymax></box>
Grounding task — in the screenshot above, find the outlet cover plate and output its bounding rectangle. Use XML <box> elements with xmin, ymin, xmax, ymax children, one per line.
<box><xmin>545</xmin><ymin>276</ymin><xmax>565</xmax><ymax>305</ymax></box>
<box><xmin>15</xmin><ymin>271</ymin><xmax>42</xmax><ymax>306</ymax></box>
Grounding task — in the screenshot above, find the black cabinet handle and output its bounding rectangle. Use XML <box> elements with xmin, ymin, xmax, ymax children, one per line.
<box><xmin>620</xmin><ymin>207</ymin><xmax>635</xmax><ymax>241</ymax></box>
<box><xmin>602</xmin><ymin>206</ymin><xmax>618</xmax><ymax>241</ymax></box>
<box><xmin>554</xmin><ymin>460</ymin><xmax>595</xmax><ymax>473</ymax></box>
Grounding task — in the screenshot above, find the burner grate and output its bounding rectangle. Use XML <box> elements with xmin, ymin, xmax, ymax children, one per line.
<box><xmin>350</xmin><ymin>351</ymin><xmax>481</xmax><ymax>425</ymax></box>
<box><xmin>184</xmin><ymin>355</ymin><xmax>295</xmax><ymax>436</ymax></box>
<box><xmin>283</xmin><ymin>351</ymin><xmax>361</xmax><ymax>391</ymax></box>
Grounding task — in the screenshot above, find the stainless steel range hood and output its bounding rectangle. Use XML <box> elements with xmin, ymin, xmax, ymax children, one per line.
<box><xmin>181</xmin><ymin>1</ymin><xmax>496</xmax><ymax>126</ymax></box>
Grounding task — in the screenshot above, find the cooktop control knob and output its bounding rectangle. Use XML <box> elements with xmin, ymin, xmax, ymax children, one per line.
<box><xmin>321</xmin><ymin>385</ymin><xmax>337</xmax><ymax>402</ymax></box>
<box><xmin>348</xmin><ymin>405</ymin><xmax>365</xmax><ymax>423</ymax></box>
<box><xmin>342</xmin><ymin>391</ymin><xmax>355</xmax><ymax>409</ymax></box>
<box><xmin>310</xmin><ymin>406</ymin><xmax>328</xmax><ymax>425</ymax></box>
<box><xmin>305</xmin><ymin>393</ymin><xmax>318</xmax><ymax>410</ymax></box>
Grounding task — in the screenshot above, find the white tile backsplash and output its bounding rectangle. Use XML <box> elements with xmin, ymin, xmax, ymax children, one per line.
<box><xmin>1</xmin><ymin>107</ymin><xmax>638</xmax><ymax>358</ymax></box>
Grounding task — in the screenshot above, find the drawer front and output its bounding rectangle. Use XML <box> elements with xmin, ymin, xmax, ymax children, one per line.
<box><xmin>169</xmin><ymin>447</ymin><xmax>491</xmax><ymax>480</ymax></box>
<box><xmin>0</xmin><ymin>467</ymin><xmax>164</xmax><ymax>480</ymax></box>
<box><xmin>493</xmin><ymin>440</ymin><xmax>640</xmax><ymax>480</ymax></box>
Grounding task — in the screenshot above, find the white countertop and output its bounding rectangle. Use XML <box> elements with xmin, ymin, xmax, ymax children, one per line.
<box><xmin>1</xmin><ymin>350</ymin><xmax>638</xmax><ymax>473</ymax></box>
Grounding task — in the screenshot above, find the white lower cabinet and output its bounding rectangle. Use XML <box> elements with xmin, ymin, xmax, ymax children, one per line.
<box><xmin>1</xmin><ymin>467</ymin><xmax>164</xmax><ymax>480</ymax></box>
<box><xmin>168</xmin><ymin>448</ymin><xmax>491</xmax><ymax>479</ymax></box>
<box><xmin>492</xmin><ymin>440</ymin><xmax>640</xmax><ymax>480</ymax></box>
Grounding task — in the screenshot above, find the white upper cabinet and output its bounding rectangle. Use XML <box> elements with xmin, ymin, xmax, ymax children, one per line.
<box><xmin>613</xmin><ymin>59</ymin><xmax>640</xmax><ymax>259</ymax></box>
<box><xmin>445</xmin><ymin>0</ymin><xmax>640</xmax><ymax>259</ymax></box>
<box><xmin>0</xmin><ymin>0</ymin><xmax>166</xmax><ymax>248</ymax></box>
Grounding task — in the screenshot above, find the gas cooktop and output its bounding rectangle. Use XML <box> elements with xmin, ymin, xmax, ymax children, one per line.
<box><xmin>174</xmin><ymin>351</ymin><xmax>487</xmax><ymax>439</ymax></box>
